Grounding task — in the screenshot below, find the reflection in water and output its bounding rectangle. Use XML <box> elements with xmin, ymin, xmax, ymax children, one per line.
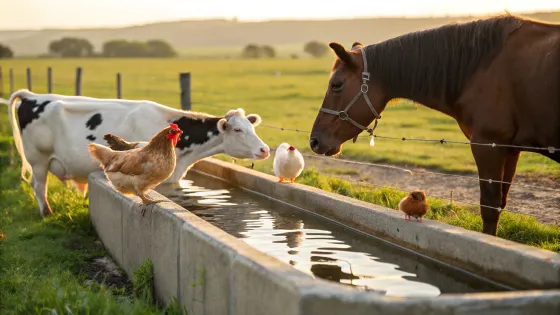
<box><xmin>158</xmin><ymin>173</ymin><xmax>509</xmax><ymax>297</ymax></box>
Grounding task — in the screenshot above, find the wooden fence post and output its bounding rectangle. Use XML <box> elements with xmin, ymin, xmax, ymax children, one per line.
<box><xmin>75</xmin><ymin>67</ymin><xmax>82</xmax><ymax>96</ymax></box>
<box><xmin>9</xmin><ymin>68</ymin><xmax>14</xmax><ymax>94</ymax></box>
<box><xmin>116</xmin><ymin>72</ymin><xmax>122</xmax><ymax>99</ymax></box>
<box><xmin>0</xmin><ymin>66</ymin><xmax>3</xmax><ymax>98</ymax></box>
<box><xmin>26</xmin><ymin>67</ymin><xmax>32</xmax><ymax>91</ymax></box>
<box><xmin>179</xmin><ymin>72</ymin><xmax>191</xmax><ymax>110</ymax></box>
<box><xmin>47</xmin><ymin>67</ymin><xmax>53</xmax><ymax>93</ymax></box>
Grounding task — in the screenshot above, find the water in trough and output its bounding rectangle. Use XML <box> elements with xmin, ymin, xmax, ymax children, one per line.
<box><xmin>160</xmin><ymin>171</ymin><xmax>512</xmax><ymax>297</ymax></box>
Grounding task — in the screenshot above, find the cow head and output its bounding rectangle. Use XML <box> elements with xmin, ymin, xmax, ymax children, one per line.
<box><xmin>217</xmin><ymin>108</ymin><xmax>270</xmax><ymax>160</ymax></box>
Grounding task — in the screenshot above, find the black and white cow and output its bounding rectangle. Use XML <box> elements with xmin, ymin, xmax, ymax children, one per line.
<box><xmin>3</xmin><ymin>89</ymin><xmax>270</xmax><ymax>217</ymax></box>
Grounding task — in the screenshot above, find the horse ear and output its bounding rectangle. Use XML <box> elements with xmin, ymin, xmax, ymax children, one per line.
<box><xmin>351</xmin><ymin>42</ymin><xmax>363</xmax><ymax>50</ymax></box>
<box><xmin>329</xmin><ymin>42</ymin><xmax>355</xmax><ymax>67</ymax></box>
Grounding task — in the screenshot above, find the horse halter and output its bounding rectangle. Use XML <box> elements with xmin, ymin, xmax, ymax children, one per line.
<box><xmin>319</xmin><ymin>47</ymin><xmax>381</xmax><ymax>142</ymax></box>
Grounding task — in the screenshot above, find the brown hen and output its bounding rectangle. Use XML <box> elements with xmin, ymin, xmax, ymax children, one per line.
<box><xmin>398</xmin><ymin>190</ymin><xmax>429</xmax><ymax>222</ymax></box>
<box><xmin>87</xmin><ymin>124</ymin><xmax>183</xmax><ymax>216</ymax></box>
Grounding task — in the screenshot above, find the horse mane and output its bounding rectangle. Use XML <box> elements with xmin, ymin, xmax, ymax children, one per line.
<box><xmin>364</xmin><ymin>14</ymin><xmax>524</xmax><ymax>105</ymax></box>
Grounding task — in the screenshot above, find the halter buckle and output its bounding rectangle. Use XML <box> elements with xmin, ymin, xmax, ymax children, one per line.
<box><xmin>362</xmin><ymin>72</ymin><xmax>370</xmax><ymax>82</ymax></box>
<box><xmin>338</xmin><ymin>111</ymin><xmax>349</xmax><ymax>120</ymax></box>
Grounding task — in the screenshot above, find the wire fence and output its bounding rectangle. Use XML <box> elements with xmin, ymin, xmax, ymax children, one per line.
<box><xmin>2</xmin><ymin>66</ymin><xmax>558</xmax><ymax>223</ymax></box>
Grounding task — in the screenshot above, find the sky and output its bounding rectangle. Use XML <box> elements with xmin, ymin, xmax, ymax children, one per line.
<box><xmin>1</xmin><ymin>0</ymin><xmax>559</xmax><ymax>30</ymax></box>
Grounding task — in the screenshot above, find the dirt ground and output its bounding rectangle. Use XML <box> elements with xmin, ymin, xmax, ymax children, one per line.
<box><xmin>303</xmin><ymin>155</ymin><xmax>560</xmax><ymax>225</ymax></box>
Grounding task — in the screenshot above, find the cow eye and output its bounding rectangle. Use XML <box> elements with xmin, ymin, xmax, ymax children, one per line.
<box><xmin>234</xmin><ymin>128</ymin><xmax>242</xmax><ymax>133</ymax></box>
<box><xmin>331</xmin><ymin>81</ymin><xmax>344</xmax><ymax>92</ymax></box>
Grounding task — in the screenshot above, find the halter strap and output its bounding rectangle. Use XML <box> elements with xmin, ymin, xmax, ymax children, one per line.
<box><xmin>319</xmin><ymin>47</ymin><xmax>381</xmax><ymax>135</ymax></box>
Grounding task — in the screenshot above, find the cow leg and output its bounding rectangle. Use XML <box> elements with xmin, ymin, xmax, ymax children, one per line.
<box><xmin>30</xmin><ymin>164</ymin><xmax>52</xmax><ymax>217</ymax></box>
<box><xmin>72</xmin><ymin>181</ymin><xmax>88</xmax><ymax>197</ymax></box>
<box><xmin>471</xmin><ymin>144</ymin><xmax>507</xmax><ymax>236</ymax></box>
<box><xmin>501</xmin><ymin>151</ymin><xmax>520</xmax><ymax>209</ymax></box>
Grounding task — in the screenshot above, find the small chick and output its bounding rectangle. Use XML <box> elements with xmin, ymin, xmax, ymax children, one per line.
<box><xmin>398</xmin><ymin>190</ymin><xmax>429</xmax><ymax>222</ymax></box>
<box><xmin>273</xmin><ymin>143</ymin><xmax>305</xmax><ymax>183</ymax></box>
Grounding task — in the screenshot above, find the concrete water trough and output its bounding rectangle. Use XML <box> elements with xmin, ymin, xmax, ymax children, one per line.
<box><xmin>88</xmin><ymin>157</ymin><xmax>560</xmax><ymax>315</ymax></box>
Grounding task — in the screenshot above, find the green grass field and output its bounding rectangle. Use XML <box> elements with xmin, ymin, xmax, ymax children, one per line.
<box><xmin>3</xmin><ymin>57</ymin><xmax>558</xmax><ymax>179</ymax></box>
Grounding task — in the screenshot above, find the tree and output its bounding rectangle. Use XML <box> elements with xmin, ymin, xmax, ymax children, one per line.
<box><xmin>48</xmin><ymin>37</ymin><xmax>93</xmax><ymax>58</ymax></box>
<box><xmin>145</xmin><ymin>39</ymin><xmax>177</xmax><ymax>57</ymax></box>
<box><xmin>103</xmin><ymin>39</ymin><xmax>177</xmax><ymax>58</ymax></box>
<box><xmin>0</xmin><ymin>44</ymin><xmax>13</xmax><ymax>59</ymax></box>
<box><xmin>261</xmin><ymin>45</ymin><xmax>276</xmax><ymax>58</ymax></box>
<box><xmin>304</xmin><ymin>41</ymin><xmax>329</xmax><ymax>58</ymax></box>
<box><xmin>242</xmin><ymin>44</ymin><xmax>261</xmax><ymax>59</ymax></box>
<box><xmin>102</xmin><ymin>39</ymin><xmax>146</xmax><ymax>57</ymax></box>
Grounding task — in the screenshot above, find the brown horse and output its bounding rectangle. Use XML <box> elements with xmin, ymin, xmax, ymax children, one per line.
<box><xmin>309</xmin><ymin>14</ymin><xmax>560</xmax><ymax>236</ymax></box>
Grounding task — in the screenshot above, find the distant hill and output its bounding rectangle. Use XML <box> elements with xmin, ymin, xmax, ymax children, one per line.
<box><xmin>1</xmin><ymin>11</ymin><xmax>559</xmax><ymax>57</ymax></box>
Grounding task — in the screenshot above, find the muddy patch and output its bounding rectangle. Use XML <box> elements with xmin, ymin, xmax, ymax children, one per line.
<box><xmin>81</xmin><ymin>240</ymin><xmax>133</xmax><ymax>294</ymax></box>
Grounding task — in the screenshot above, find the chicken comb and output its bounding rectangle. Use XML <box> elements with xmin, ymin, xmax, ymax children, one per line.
<box><xmin>169</xmin><ymin>123</ymin><xmax>179</xmax><ymax>130</ymax></box>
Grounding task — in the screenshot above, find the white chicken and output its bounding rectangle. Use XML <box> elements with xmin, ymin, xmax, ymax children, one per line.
<box><xmin>273</xmin><ymin>143</ymin><xmax>305</xmax><ymax>183</ymax></box>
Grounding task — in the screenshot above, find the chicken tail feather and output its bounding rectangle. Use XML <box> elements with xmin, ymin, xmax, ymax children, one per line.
<box><xmin>104</xmin><ymin>134</ymin><xmax>139</xmax><ymax>151</ymax></box>
<box><xmin>87</xmin><ymin>143</ymin><xmax>114</xmax><ymax>168</ymax></box>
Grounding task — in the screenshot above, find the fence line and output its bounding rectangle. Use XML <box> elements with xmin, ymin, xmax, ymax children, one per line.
<box><xmin>3</xmin><ymin>66</ymin><xmax>558</xmax><ymax>221</ymax></box>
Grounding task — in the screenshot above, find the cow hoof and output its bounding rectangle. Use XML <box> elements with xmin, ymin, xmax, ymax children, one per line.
<box><xmin>41</xmin><ymin>208</ymin><xmax>53</xmax><ymax>218</ymax></box>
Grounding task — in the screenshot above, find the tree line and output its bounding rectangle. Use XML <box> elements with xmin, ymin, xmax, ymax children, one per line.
<box><xmin>241</xmin><ymin>40</ymin><xmax>330</xmax><ymax>59</ymax></box>
<box><xmin>0</xmin><ymin>37</ymin><xmax>177</xmax><ymax>59</ymax></box>
<box><xmin>0</xmin><ymin>38</ymin><xmax>332</xmax><ymax>59</ymax></box>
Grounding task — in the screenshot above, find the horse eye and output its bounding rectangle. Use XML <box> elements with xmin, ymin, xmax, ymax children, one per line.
<box><xmin>331</xmin><ymin>81</ymin><xmax>344</xmax><ymax>91</ymax></box>
<box><xmin>234</xmin><ymin>128</ymin><xmax>242</xmax><ymax>133</ymax></box>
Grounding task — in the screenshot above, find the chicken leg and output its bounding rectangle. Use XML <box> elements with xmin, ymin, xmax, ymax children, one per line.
<box><xmin>278</xmin><ymin>177</ymin><xmax>284</xmax><ymax>183</ymax></box>
<box><xmin>138</xmin><ymin>190</ymin><xmax>166</xmax><ymax>217</ymax></box>
<box><xmin>290</xmin><ymin>177</ymin><xmax>295</xmax><ymax>183</ymax></box>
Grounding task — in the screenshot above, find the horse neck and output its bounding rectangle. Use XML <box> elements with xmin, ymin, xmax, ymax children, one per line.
<box><xmin>385</xmin><ymin>92</ymin><xmax>457</xmax><ymax>119</ymax></box>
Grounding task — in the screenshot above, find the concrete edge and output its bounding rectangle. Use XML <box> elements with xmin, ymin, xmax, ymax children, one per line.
<box><xmin>88</xmin><ymin>170</ymin><xmax>560</xmax><ymax>315</ymax></box>
<box><xmin>191</xmin><ymin>158</ymin><xmax>560</xmax><ymax>290</ymax></box>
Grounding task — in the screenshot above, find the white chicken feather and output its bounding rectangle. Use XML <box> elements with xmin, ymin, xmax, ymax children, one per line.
<box><xmin>273</xmin><ymin>142</ymin><xmax>305</xmax><ymax>183</ymax></box>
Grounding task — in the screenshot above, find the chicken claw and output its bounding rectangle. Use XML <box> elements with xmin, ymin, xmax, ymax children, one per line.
<box><xmin>278</xmin><ymin>177</ymin><xmax>284</xmax><ymax>183</ymax></box>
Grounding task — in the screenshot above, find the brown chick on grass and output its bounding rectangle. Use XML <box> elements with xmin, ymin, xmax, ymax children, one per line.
<box><xmin>398</xmin><ymin>190</ymin><xmax>429</xmax><ymax>222</ymax></box>
<box><xmin>88</xmin><ymin>124</ymin><xmax>183</xmax><ymax>216</ymax></box>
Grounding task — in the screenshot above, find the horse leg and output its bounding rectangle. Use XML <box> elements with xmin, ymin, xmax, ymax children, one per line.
<box><xmin>501</xmin><ymin>151</ymin><xmax>520</xmax><ymax>209</ymax></box>
<box><xmin>471</xmin><ymin>145</ymin><xmax>507</xmax><ymax>236</ymax></box>
<box><xmin>30</xmin><ymin>164</ymin><xmax>52</xmax><ymax>218</ymax></box>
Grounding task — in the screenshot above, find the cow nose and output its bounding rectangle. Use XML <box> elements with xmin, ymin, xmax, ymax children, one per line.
<box><xmin>260</xmin><ymin>147</ymin><xmax>270</xmax><ymax>158</ymax></box>
<box><xmin>310</xmin><ymin>137</ymin><xmax>319</xmax><ymax>150</ymax></box>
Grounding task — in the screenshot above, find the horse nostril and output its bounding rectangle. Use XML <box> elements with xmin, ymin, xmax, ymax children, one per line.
<box><xmin>310</xmin><ymin>137</ymin><xmax>319</xmax><ymax>149</ymax></box>
<box><xmin>260</xmin><ymin>147</ymin><xmax>267</xmax><ymax>153</ymax></box>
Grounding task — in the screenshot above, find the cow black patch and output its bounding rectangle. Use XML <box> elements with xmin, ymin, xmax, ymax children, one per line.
<box><xmin>86</xmin><ymin>113</ymin><xmax>103</xmax><ymax>130</ymax></box>
<box><xmin>17</xmin><ymin>98</ymin><xmax>50</xmax><ymax>131</ymax></box>
<box><xmin>172</xmin><ymin>116</ymin><xmax>222</xmax><ymax>150</ymax></box>
<box><xmin>86</xmin><ymin>135</ymin><xmax>96</xmax><ymax>141</ymax></box>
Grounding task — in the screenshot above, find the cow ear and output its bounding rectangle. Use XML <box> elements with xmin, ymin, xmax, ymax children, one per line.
<box><xmin>247</xmin><ymin>114</ymin><xmax>262</xmax><ymax>126</ymax></box>
<box><xmin>217</xmin><ymin>118</ymin><xmax>227</xmax><ymax>133</ymax></box>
